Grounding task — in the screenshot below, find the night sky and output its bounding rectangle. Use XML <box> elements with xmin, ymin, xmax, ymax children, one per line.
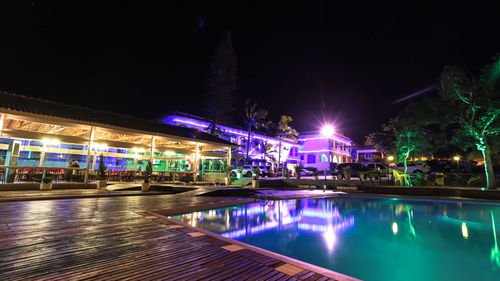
<box><xmin>1</xmin><ymin>1</ymin><xmax>499</xmax><ymax>143</ymax></box>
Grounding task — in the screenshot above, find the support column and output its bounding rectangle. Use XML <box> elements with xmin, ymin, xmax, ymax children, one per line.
<box><xmin>0</xmin><ymin>113</ymin><xmax>5</xmax><ymax>137</ymax></box>
<box><xmin>193</xmin><ymin>143</ymin><xmax>199</xmax><ymax>182</ymax></box>
<box><xmin>226</xmin><ymin>146</ymin><xmax>232</xmax><ymax>167</ymax></box>
<box><xmin>149</xmin><ymin>137</ymin><xmax>155</xmax><ymax>163</ymax></box>
<box><xmin>84</xmin><ymin>126</ymin><xmax>95</xmax><ymax>185</ymax></box>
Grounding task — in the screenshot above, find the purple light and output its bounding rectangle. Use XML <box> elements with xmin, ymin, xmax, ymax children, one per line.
<box><xmin>298</xmin><ymin>149</ymin><xmax>350</xmax><ymax>156</ymax></box>
<box><xmin>298</xmin><ymin>136</ymin><xmax>352</xmax><ymax>145</ymax></box>
<box><xmin>171</xmin><ymin>117</ymin><xmax>299</xmax><ymax>147</ymax></box>
<box><xmin>298</xmin><ymin>216</ymin><xmax>355</xmax><ymax>233</ymax></box>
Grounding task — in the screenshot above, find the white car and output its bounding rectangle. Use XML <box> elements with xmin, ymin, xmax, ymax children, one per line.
<box><xmin>394</xmin><ymin>161</ymin><xmax>430</xmax><ymax>174</ymax></box>
<box><xmin>230</xmin><ymin>165</ymin><xmax>260</xmax><ymax>178</ymax></box>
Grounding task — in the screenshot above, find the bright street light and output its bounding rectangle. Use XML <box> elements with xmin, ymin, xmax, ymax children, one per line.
<box><xmin>387</xmin><ymin>156</ymin><xmax>394</xmax><ymax>161</ymax></box>
<box><xmin>321</xmin><ymin>124</ymin><xmax>335</xmax><ymax>137</ymax></box>
<box><xmin>453</xmin><ymin>156</ymin><xmax>460</xmax><ymax>161</ymax></box>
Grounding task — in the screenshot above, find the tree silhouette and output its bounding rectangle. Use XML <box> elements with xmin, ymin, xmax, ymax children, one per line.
<box><xmin>243</xmin><ymin>99</ymin><xmax>268</xmax><ymax>164</ymax></box>
<box><xmin>274</xmin><ymin>115</ymin><xmax>298</xmax><ymax>174</ymax></box>
<box><xmin>205</xmin><ymin>31</ymin><xmax>236</xmax><ymax>135</ymax></box>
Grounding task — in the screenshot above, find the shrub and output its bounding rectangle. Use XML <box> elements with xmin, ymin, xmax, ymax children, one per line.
<box><xmin>143</xmin><ymin>161</ymin><xmax>153</xmax><ymax>183</ymax></box>
<box><xmin>42</xmin><ymin>176</ymin><xmax>53</xmax><ymax>184</ymax></box>
<box><xmin>98</xmin><ymin>154</ymin><xmax>107</xmax><ymax>180</ymax></box>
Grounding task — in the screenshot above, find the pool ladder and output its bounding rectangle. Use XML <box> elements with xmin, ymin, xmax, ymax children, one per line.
<box><xmin>254</xmin><ymin>192</ymin><xmax>275</xmax><ymax>206</ymax></box>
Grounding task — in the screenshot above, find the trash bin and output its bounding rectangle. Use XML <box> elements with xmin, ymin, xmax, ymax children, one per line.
<box><xmin>436</xmin><ymin>172</ymin><xmax>444</xmax><ymax>186</ymax></box>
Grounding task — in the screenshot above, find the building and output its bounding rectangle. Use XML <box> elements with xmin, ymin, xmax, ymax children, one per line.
<box><xmin>298</xmin><ymin>131</ymin><xmax>353</xmax><ymax>171</ymax></box>
<box><xmin>0</xmin><ymin>92</ymin><xmax>236</xmax><ymax>185</ymax></box>
<box><xmin>160</xmin><ymin>113</ymin><xmax>300</xmax><ymax>171</ymax></box>
<box><xmin>354</xmin><ymin>145</ymin><xmax>384</xmax><ymax>164</ymax></box>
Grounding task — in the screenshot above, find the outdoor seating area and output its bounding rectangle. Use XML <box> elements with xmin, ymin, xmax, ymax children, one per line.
<box><xmin>0</xmin><ymin>92</ymin><xmax>237</xmax><ymax>187</ymax></box>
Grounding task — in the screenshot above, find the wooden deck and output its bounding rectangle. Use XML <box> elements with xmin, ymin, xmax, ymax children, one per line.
<box><xmin>0</xmin><ymin>193</ymin><xmax>347</xmax><ymax>280</ymax></box>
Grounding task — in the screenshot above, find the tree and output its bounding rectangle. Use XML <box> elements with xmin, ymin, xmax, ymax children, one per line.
<box><xmin>367</xmin><ymin>115</ymin><xmax>433</xmax><ymax>187</ymax></box>
<box><xmin>274</xmin><ymin>115</ymin><xmax>298</xmax><ymax>173</ymax></box>
<box><xmin>205</xmin><ymin>31</ymin><xmax>236</xmax><ymax>135</ymax></box>
<box><xmin>440</xmin><ymin>63</ymin><xmax>500</xmax><ymax>189</ymax></box>
<box><xmin>366</xmin><ymin>119</ymin><xmax>398</xmax><ymax>156</ymax></box>
<box><xmin>244</xmin><ymin>99</ymin><xmax>268</xmax><ymax>164</ymax></box>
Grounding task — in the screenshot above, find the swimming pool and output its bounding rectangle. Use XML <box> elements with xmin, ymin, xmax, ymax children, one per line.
<box><xmin>169</xmin><ymin>196</ymin><xmax>500</xmax><ymax>281</ymax></box>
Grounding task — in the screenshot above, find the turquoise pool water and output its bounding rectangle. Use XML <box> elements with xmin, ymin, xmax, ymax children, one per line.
<box><xmin>170</xmin><ymin>196</ymin><xmax>500</xmax><ymax>281</ymax></box>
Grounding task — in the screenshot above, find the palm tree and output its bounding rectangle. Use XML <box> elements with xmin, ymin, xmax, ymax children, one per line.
<box><xmin>275</xmin><ymin>115</ymin><xmax>298</xmax><ymax>174</ymax></box>
<box><xmin>244</xmin><ymin>100</ymin><xmax>268</xmax><ymax>164</ymax></box>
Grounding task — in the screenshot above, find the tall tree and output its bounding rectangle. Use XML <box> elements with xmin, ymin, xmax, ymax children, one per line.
<box><xmin>440</xmin><ymin>62</ymin><xmax>500</xmax><ymax>189</ymax></box>
<box><xmin>275</xmin><ymin>115</ymin><xmax>298</xmax><ymax>173</ymax></box>
<box><xmin>205</xmin><ymin>31</ymin><xmax>236</xmax><ymax>135</ymax></box>
<box><xmin>243</xmin><ymin>99</ymin><xmax>268</xmax><ymax>164</ymax></box>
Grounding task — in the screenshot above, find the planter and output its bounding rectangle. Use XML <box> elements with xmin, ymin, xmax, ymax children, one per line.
<box><xmin>97</xmin><ymin>180</ymin><xmax>107</xmax><ymax>189</ymax></box>
<box><xmin>252</xmin><ymin>179</ymin><xmax>260</xmax><ymax>188</ymax></box>
<box><xmin>40</xmin><ymin>183</ymin><xmax>53</xmax><ymax>190</ymax></box>
<box><xmin>141</xmin><ymin>182</ymin><xmax>150</xmax><ymax>192</ymax></box>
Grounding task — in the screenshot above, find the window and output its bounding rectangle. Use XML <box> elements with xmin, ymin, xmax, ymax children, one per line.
<box><xmin>307</xmin><ymin>154</ymin><xmax>316</xmax><ymax>164</ymax></box>
<box><xmin>300</xmin><ymin>155</ymin><xmax>304</xmax><ymax>160</ymax></box>
<box><xmin>320</xmin><ymin>154</ymin><xmax>328</xmax><ymax>162</ymax></box>
<box><xmin>365</xmin><ymin>153</ymin><xmax>372</xmax><ymax>159</ymax></box>
<box><xmin>332</xmin><ymin>155</ymin><xmax>339</xmax><ymax>163</ymax></box>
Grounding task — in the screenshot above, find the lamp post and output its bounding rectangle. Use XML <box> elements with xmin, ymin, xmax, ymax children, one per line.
<box><xmin>453</xmin><ymin>155</ymin><xmax>460</xmax><ymax>176</ymax></box>
<box><xmin>321</xmin><ymin>124</ymin><xmax>335</xmax><ymax>179</ymax></box>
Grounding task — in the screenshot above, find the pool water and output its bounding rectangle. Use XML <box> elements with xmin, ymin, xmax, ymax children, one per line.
<box><xmin>170</xmin><ymin>196</ymin><xmax>500</xmax><ymax>281</ymax></box>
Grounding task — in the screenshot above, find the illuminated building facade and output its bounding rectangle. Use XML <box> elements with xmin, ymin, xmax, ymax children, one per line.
<box><xmin>160</xmin><ymin>113</ymin><xmax>301</xmax><ymax>168</ymax></box>
<box><xmin>298</xmin><ymin>132</ymin><xmax>353</xmax><ymax>171</ymax></box>
<box><xmin>0</xmin><ymin>92</ymin><xmax>235</xmax><ymax>185</ymax></box>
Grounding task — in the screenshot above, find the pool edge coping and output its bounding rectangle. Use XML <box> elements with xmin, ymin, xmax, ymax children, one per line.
<box><xmin>147</xmin><ymin>201</ymin><xmax>361</xmax><ymax>281</ymax></box>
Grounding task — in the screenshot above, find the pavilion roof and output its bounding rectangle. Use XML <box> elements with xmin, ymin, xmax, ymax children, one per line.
<box><xmin>0</xmin><ymin>91</ymin><xmax>237</xmax><ymax>147</ymax></box>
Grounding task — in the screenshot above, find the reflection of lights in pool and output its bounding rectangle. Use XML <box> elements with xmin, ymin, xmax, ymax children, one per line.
<box><xmin>298</xmin><ymin>216</ymin><xmax>355</xmax><ymax>233</ymax></box>
<box><xmin>462</xmin><ymin>222</ymin><xmax>468</xmax><ymax>239</ymax></box>
<box><xmin>392</xmin><ymin>222</ymin><xmax>398</xmax><ymax>234</ymax></box>
<box><xmin>302</xmin><ymin>208</ymin><xmax>340</xmax><ymax>219</ymax></box>
<box><xmin>323</xmin><ymin>224</ymin><xmax>337</xmax><ymax>251</ymax></box>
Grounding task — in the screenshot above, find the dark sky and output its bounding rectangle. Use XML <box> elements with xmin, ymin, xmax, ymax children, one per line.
<box><xmin>1</xmin><ymin>1</ymin><xmax>499</xmax><ymax>143</ymax></box>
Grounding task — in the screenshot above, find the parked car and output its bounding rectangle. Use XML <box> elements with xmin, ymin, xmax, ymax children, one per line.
<box><xmin>332</xmin><ymin>163</ymin><xmax>370</xmax><ymax>179</ymax></box>
<box><xmin>425</xmin><ymin>160</ymin><xmax>454</xmax><ymax>173</ymax></box>
<box><xmin>230</xmin><ymin>165</ymin><xmax>260</xmax><ymax>178</ymax></box>
<box><xmin>365</xmin><ymin>163</ymin><xmax>389</xmax><ymax>174</ymax></box>
<box><xmin>394</xmin><ymin>161</ymin><xmax>430</xmax><ymax>174</ymax></box>
<box><xmin>301</xmin><ymin>167</ymin><xmax>317</xmax><ymax>176</ymax></box>
<box><xmin>258</xmin><ymin>165</ymin><xmax>270</xmax><ymax>176</ymax></box>
<box><xmin>293</xmin><ymin>166</ymin><xmax>315</xmax><ymax>176</ymax></box>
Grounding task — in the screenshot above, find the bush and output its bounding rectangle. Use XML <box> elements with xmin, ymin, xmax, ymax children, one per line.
<box><xmin>98</xmin><ymin>154</ymin><xmax>107</xmax><ymax>180</ymax></box>
<box><xmin>252</xmin><ymin>167</ymin><xmax>260</xmax><ymax>180</ymax></box>
<box><xmin>142</xmin><ymin>161</ymin><xmax>153</xmax><ymax>183</ymax></box>
<box><xmin>181</xmin><ymin>174</ymin><xmax>194</xmax><ymax>183</ymax></box>
<box><xmin>42</xmin><ymin>177</ymin><xmax>53</xmax><ymax>184</ymax></box>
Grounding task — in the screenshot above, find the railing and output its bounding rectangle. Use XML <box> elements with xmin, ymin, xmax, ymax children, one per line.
<box><xmin>0</xmin><ymin>165</ymin><xmax>87</xmax><ymax>183</ymax></box>
<box><xmin>254</xmin><ymin>191</ymin><xmax>275</xmax><ymax>206</ymax></box>
<box><xmin>0</xmin><ymin>165</ymin><xmax>195</xmax><ymax>184</ymax></box>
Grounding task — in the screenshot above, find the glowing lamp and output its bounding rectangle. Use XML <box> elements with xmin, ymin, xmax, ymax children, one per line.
<box><xmin>387</xmin><ymin>156</ymin><xmax>394</xmax><ymax>161</ymax></box>
<box><xmin>321</xmin><ymin>125</ymin><xmax>335</xmax><ymax>137</ymax></box>
<box><xmin>453</xmin><ymin>156</ymin><xmax>460</xmax><ymax>161</ymax></box>
<box><xmin>42</xmin><ymin>138</ymin><xmax>60</xmax><ymax>145</ymax></box>
<box><xmin>132</xmin><ymin>148</ymin><xmax>145</xmax><ymax>153</ymax></box>
<box><xmin>93</xmin><ymin>143</ymin><xmax>108</xmax><ymax>150</ymax></box>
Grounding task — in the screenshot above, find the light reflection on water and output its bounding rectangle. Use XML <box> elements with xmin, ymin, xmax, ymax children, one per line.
<box><xmin>170</xmin><ymin>196</ymin><xmax>500</xmax><ymax>281</ymax></box>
